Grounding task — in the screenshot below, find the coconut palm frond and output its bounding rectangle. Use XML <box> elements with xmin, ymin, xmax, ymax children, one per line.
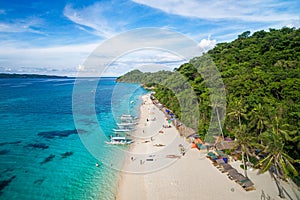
<box><xmin>256</xmin><ymin>155</ymin><xmax>272</xmax><ymax>171</ymax></box>
<box><xmin>281</xmin><ymin>152</ymin><xmax>295</xmax><ymax>163</ymax></box>
<box><xmin>279</xmin><ymin>157</ymin><xmax>289</xmax><ymax>178</ymax></box>
<box><xmin>261</xmin><ymin>156</ymin><xmax>274</xmax><ymax>174</ymax></box>
<box><xmin>284</xmin><ymin>158</ymin><xmax>299</xmax><ymax>176</ymax></box>
<box><xmin>290</xmin><ymin>135</ymin><xmax>300</xmax><ymax>142</ymax></box>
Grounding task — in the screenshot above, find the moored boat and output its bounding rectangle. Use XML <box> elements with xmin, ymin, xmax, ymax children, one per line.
<box><xmin>120</xmin><ymin>114</ymin><xmax>138</xmax><ymax>123</ymax></box>
<box><xmin>105</xmin><ymin>136</ymin><xmax>133</xmax><ymax>145</ymax></box>
<box><xmin>113</xmin><ymin>128</ymin><xmax>134</xmax><ymax>132</ymax></box>
<box><xmin>117</xmin><ymin>122</ymin><xmax>137</xmax><ymax>126</ymax></box>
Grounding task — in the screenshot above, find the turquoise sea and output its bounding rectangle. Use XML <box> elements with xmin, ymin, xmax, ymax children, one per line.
<box><xmin>0</xmin><ymin>77</ymin><xmax>147</xmax><ymax>200</ymax></box>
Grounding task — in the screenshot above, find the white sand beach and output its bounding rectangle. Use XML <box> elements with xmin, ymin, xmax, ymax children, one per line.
<box><xmin>116</xmin><ymin>94</ymin><xmax>299</xmax><ymax>200</ymax></box>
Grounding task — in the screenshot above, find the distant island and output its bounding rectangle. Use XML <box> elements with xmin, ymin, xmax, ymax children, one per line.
<box><xmin>0</xmin><ymin>73</ymin><xmax>69</xmax><ymax>79</ymax></box>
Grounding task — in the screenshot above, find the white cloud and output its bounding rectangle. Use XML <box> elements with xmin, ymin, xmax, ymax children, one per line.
<box><xmin>98</xmin><ymin>49</ymin><xmax>186</xmax><ymax>77</ymax></box>
<box><xmin>131</xmin><ymin>0</ymin><xmax>299</xmax><ymax>22</ymax></box>
<box><xmin>198</xmin><ymin>36</ymin><xmax>217</xmax><ymax>51</ymax></box>
<box><xmin>0</xmin><ymin>17</ymin><xmax>44</xmax><ymax>34</ymax></box>
<box><xmin>63</xmin><ymin>3</ymin><xmax>124</xmax><ymax>38</ymax></box>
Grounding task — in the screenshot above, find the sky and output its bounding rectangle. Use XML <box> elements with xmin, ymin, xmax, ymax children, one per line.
<box><xmin>0</xmin><ymin>0</ymin><xmax>299</xmax><ymax>76</ymax></box>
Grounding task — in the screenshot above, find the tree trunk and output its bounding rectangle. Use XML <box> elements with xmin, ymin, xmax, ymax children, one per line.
<box><xmin>273</xmin><ymin>162</ymin><xmax>285</xmax><ymax>199</ymax></box>
<box><xmin>246</xmin><ymin>151</ymin><xmax>250</xmax><ymax>166</ymax></box>
<box><xmin>273</xmin><ymin>174</ymin><xmax>285</xmax><ymax>198</ymax></box>
<box><xmin>242</xmin><ymin>151</ymin><xmax>248</xmax><ymax>177</ymax></box>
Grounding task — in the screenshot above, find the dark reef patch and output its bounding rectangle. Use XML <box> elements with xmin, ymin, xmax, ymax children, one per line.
<box><xmin>37</xmin><ymin>129</ymin><xmax>79</xmax><ymax>139</ymax></box>
<box><xmin>0</xmin><ymin>149</ymin><xmax>9</xmax><ymax>155</ymax></box>
<box><xmin>78</xmin><ymin>118</ymin><xmax>98</xmax><ymax>126</ymax></box>
<box><xmin>40</xmin><ymin>154</ymin><xmax>55</xmax><ymax>165</ymax></box>
<box><xmin>34</xmin><ymin>177</ymin><xmax>45</xmax><ymax>185</ymax></box>
<box><xmin>60</xmin><ymin>151</ymin><xmax>73</xmax><ymax>159</ymax></box>
<box><xmin>0</xmin><ymin>140</ymin><xmax>22</xmax><ymax>146</ymax></box>
<box><xmin>2</xmin><ymin>168</ymin><xmax>14</xmax><ymax>174</ymax></box>
<box><xmin>8</xmin><ymin>140</ymin><xmax>22</xmax><ymax>145</ymax></box>
<box><xmin>0</xmin><ymin>143</ymin><xmax>6</xmax><ymax>147</ymax></box>
<box><xmin>0</xmin><ymin>168</ymin><xmax>14</xmax><ymax>179</ymax></box>
<box><xmin>0</xmin><ymin>175</ymin><xmax>16</xmax><ymax>194</ymax></box>
<box><xmin>26</xmin><ymin>143</ymin><xmax>49</xmax><ymax>149</ymax></box>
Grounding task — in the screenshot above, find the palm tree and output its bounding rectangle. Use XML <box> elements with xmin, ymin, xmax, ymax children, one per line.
<box><xmin>227</xmin><ymin>98</ymin><xmax>247</xmax><ymax>127</ymax></box>
<box><xmin>233</xmin><ymin>124</ymin><xmax>257</xmax><ymax>178</ymax></box>
<box><xmin>249</xmin><ymin>103</ymin><xmax>268</xmax><ymax>136</ymax></box>
<box><xmin>257</xmin><ymin>126</ymin><xmax>299</xmax><ymax>198</ymax></box>
<box><xmin>227</xmin><ymin>99</ymin><xmax>256</xmax><ymax>177</ymax></box>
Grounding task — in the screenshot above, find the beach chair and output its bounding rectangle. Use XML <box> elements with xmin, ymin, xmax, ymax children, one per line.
<box><xmin>207</xmin><ymin>152</ymin><xmax>215</xmax><ymax>157</ymax></box>
<box><xmin>206</xmin><ymin>152</ymin><xmax>217</xmax><ymax>161</ymax></box>
<box><xmin>206</xmin><ymin>152</ymin><xmax>216</xmax><ymax>161</ymax></box>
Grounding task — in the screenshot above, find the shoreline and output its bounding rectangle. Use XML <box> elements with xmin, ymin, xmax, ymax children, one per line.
<box><xmin>115</xmin><ymin>93</ymin><xmax>299</xmax><ymax>200</ymax></box>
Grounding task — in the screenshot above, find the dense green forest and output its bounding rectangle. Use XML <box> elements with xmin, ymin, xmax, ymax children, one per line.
<box><xmin>117</xmin><ymin>27</ymin><xmax>300</xmax><ymax>186</ymax></box>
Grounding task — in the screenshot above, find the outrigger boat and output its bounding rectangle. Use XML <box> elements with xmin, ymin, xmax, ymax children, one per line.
<box><xmin>120</xmin><ymin>115</ymin><xmax>138</xmax><ymax>123</ymax></box>
<box><xmin>117</xmin><ymin>122</ymin><xmax>137</xmax><ymax>130</ymax></box>
<box><xmin>113</xmin><ymin>128</ymin><xmax>133</xmax><ymax>132</ymax></box>
<box><xmin>117</xmin><ymin>122</ymin><xmax>137</xmax><ymax>126</ymax></box>
<box><xmin>105</xmin><ymin>136</ymin><xmax>133</xmax><ymax>145</ymax></box>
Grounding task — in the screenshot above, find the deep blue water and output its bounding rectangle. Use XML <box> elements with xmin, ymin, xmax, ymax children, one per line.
<box><xmin>0</xmin><ymin>77</ymin><xmax>147</xmax><ymax>200</ymax></box>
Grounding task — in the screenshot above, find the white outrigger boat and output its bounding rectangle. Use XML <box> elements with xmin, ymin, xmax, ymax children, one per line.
<box><xmin>120</xmin><ymin>115</ymin><xmax>138</xmax><ymax>123</ymax></box>
<box><xmin>113</xmin><ymin>128</ymin><xmax>134</xmax><ymax>132</ymax></box>
<box><xmin>117</xmin><ymin>122</ymin><xmax>137</xmax><ymax>127</ymax></box>
<box><xmin>105</xmin><ymin>136</ymin><xmax>133</xmax><ymax>145</ymax></box>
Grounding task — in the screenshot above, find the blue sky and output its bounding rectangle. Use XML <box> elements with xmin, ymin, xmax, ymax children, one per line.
<box><xmin>0</xmin><ymin>0</ymin><xmax>299</xmax><ymax>76</ymax></box>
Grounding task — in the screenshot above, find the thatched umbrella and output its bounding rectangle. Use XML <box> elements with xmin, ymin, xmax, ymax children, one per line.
<box><xmin>220</xmin><ymin>163</ymin><xmax>233</xmax><ymax>171</ymax></box>
<box><xmin>227</xmin><ymin>168</ymin><xmax>238</xmax><ymax>173</ymax></box>
<box><xmin>230</xmin><ymin>173</ymin><xmax>245</xmax><ymax>181</ymax></box>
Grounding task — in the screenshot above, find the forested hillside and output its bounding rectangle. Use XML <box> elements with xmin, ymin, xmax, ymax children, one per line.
<box><xmin>117</xmin><ymin>27</ymin><xmax>300</xmax><ymax>172</ymax></box>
